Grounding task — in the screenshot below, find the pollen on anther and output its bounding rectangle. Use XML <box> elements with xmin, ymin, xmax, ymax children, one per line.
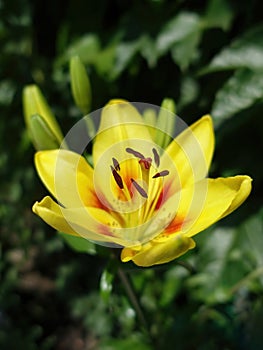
<box><xmin>112</xmin><ymin>157</ymin><xmax>120</xmax><ymax>171</ymax></box>
<box><xmin>131</xmin><ymin>178</ymin><xmax>148</xmax><ymax>198</ymax></box>
<box><xmin>111</xmin><ymin>166</ymin><xmax>124</xmax><ymax>189</ymax></box>
<box><xmin>152</xmin><ymin>148</ymin><xmax>160</xmax><ymax>167</ymax></box>
<box><xmin>152</xmin><ymin>170</ymin><xmax>169</xmax><ymax>178</ymax></box>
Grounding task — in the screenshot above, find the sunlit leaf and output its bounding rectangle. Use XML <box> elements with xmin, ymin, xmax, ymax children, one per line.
<box><xmin>110</xmin><ymin>40</ymin><xmax>141</xmax><ymax>79</ymax></box>
<box><xmin>211</xmin><ymin>68</ymin><xmax>263</xmax><ymax>127</ymax></box>
<box><xmin>171</xmin><ymin>29</ymin><xmax>200</xmax><ymax>70</ymax></box>
<box><xmin>156</xmin><ymin>12</ymin><xmax>201</xmax><ymax>55</ymax></box>
<box><xmin>201</xmin><ymin>25</ymin><xmax>263</xmax><ymax>74</ymax></box>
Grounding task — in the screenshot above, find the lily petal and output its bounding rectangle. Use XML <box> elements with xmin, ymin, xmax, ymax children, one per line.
<box><xmin>35</xmin><ymin>149</ymin><xmax>100</xmax><ymax>208</ymax></box>
<box><xmin>92</xmin><ymin>100</ymin><xmax>153</xmax><ymax>166</ymax></box>
<box><xmin>216</xmin><ymin>175</ymin><xmax>252</xmax><ymax>219</ymax></box>
<box><xmin>162</xmin><ymin>115</ymin><xmax>214</xmax><ymax>188</ymax></box>
<box><xmin>155</xmin><ymin>175</ymin><xmax>252</xmax><ymax>241</ymax></box>
<box><xmin>121</xmin><ymin>176</ymin><xmax>251</xmax><ymax>266</ymax></box>
<box><xmin>121</xmin><ymin>235</ymin><xmax>196</xmax><ymax>267</ymax></box>
<box><xmin>32</xmin><ymin>196</ymin><xmax>130</xmax><ymax>246</ymax></box>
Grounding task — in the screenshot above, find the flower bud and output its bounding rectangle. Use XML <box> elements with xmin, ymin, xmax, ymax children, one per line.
<box><xmin>70</xmin><ymin>56</ymin><xmax>92</xmax><ymax>115</ymax></box>
<box><xmin>143</xmin><ymin>108</ymin><xmax>157</xmax><ymax>139</ymax></box>
<box><xmin>155</xmin><ymin>98</ymin><xmax>176</xmax><ymax>149</ymax></box>
<box><xmin>23</xmin><ymin>85</ymin><xmax>64</xmax><ymax>147</ymax></box>
<box><xmin>28</xmin><ymin>114</ymin><xmax>61</xmax><ymax>150</ymax></box>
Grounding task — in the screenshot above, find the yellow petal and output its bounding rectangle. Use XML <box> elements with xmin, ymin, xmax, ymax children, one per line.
<box><xmin>32</xmin><ymin>196</ymin><xmax>128</xmax><ymax>246</ymax></box>
<box><xmin>163</xmin><ymin>176</ymin><xmax>251</xmax><ymax>239</ymax></box>
<box><xmin>121</xmin><ymin>235</ymin><xmax>196</xmax><ymax>267</ymax></box>
<box><xmin>32</xmin><ymin>196</ymin><xmax>80</xmax><ymax>236</ymax></box>
<box><xmin>216</xmin><ymin>175</ymin><xmax>252</xmax><ymax>218</ymax></box>
<box><xmin>162</xmin><ymin>115</ymin><xmax>214</xmax><ymax>188</ymax></box>
<box><xmin>92</xmin><ymin>100</ymin><xmax>153</xmax><ymax>166</ymax></box>
<box><xmin>35</xmin><ymin>149</ymin><xmax>100</xmax><ymax>208</ymax></box>
<box><xmin>121</xmin><ymin>175</ymin><xmax>251</xmax><ymax>266</ymax></box>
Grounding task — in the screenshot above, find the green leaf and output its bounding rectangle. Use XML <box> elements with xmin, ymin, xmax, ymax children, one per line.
<box><xmin>100</xmin><ymin>334</ymin><xmax>151</xmax><ymax>350</ymax></box>
<box><xmin>139</xmin><ymin>35</ymin><xmax>158</xmax><ymax>68</ymax></box>
<box><xmin>56</xmin><ymin>34</ymin><xmax>100</xmax><ymax>66</ymax></box>
<box><xmin>238</xmin><ymin>209</ymin><xmax>263</xmax><ymax>268</ymax></box>
<box><xmin>156</xmin><ymin>12</ymin><xmax>201</xmax><ymax>56</ymax></box>
<box><xmin>171</xmin><ymin>29</ymin><xmax>201</xmax><ymax>70</ymax></box>
<box><xmin>211</xmin><ymin>68</ymin><xmax>263</xmax><ymax>127</ymax></box>
<box><xmin>100</xmin><ymin>263</ymin><xmax>116</xmax><ymax>302</ymax></box>
<box><xmin>110</xmin><ymin>40</ymin><xmax>141</xmax><ymax>79</ymax></box>
<box><xmin>59</xmin><ymin>232</ymin><xmax>97</xmax><ymax>255</ymax></box>
<box><xmin>201</xmin><ymin>25</ymin><xmax>263</xmax><ymax>74</ymax></box>
<box><xmin>204</xmin><ymin>0</ymin><xmax>234</xmax><ymax>31</ymax></box>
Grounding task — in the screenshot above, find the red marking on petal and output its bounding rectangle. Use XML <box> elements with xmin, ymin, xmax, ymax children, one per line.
<box><xmin>164</xmin><ymin>217</ymin><xmax>184</xmax><ymax>235</ymax></box>
<box><xmin>131</xmin><ymin>178</ymin><xmax>148</xmax><ymax>198</ymax></box>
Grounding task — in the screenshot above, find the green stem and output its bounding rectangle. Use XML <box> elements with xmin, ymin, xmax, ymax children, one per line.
<box><xmin>176</xmin><ymin>260</ymin><xmax>196</xmax><ymax>274</ymax></box>
<box><xmin>117</xmin><ymin>268</ymin><xmax>148</xmax><ymax>331</ymax></box>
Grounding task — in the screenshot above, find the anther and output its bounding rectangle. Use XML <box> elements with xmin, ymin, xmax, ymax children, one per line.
<box><xmin>139</xmin><ymin>157</ymin><xmax>152</xmax><ymax>170</ymax></box>
<box><xmin>131</xmin><ymin>179</ymin><xmax>148</xmax><ymax>198</ymax></box>
<box><xmin>152</xmin><ymin>148</ymin><xmax>160</xmax><ymax>167</ymax></box>
<box><xmin>152</xmin><ymin>170</ymin><xmax>170</xmax><ymax>178</ymax></box>
<box><xmin>111</xmin><ymin>166</ymin><xmax>124</xmax><ymax>189</ymax></box>
<box><xmin>126</xmin><ymin>147</ymin><xmax>145</xmax><ymax>159</ymax></box>
<box><xmin>112</xmin><ymin>157</ymin><xmax>120</xmax><ymax>171</ymax></box>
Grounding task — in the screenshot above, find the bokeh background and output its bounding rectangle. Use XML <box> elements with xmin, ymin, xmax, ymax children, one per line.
<box><xmin>1</xmin><ymin>0</ymin><xmax>263</xmax><ymax>349</ymax></box>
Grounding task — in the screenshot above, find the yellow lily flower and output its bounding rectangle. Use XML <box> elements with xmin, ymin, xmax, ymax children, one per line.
<box><xmin>32</xmin><ymin>100</ymin><xmax>252</xmax><ymax>267</ymax></box>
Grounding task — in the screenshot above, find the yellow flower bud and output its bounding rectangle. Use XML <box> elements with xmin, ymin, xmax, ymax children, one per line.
<box><xmin>23</xmin><ymin>85</ymin><xmax>64</xmax><ymax>147</ymax></box>
<box><xmin>155</xmin><ymin>98</ymin><xmax>176</xmax><ymax>149</ymax></box>
<box><xmin>29</xmin><ymin>114</ymin><xmax>61</xmax><ymax>150</ymax></box>
<box><xmin>70</xmin><ymin>56</ymin><xmax>92</xmax><ymax>115</ymax></box>
<box><xmin>142</xmin><ymin>108</ymin><xmax>157</xmax><ymax>139</ymax></box>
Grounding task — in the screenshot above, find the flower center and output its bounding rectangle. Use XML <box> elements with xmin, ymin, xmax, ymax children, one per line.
<box><xmin>110</xmin><ymin>147</ymin><xmax>169</xmax><ymax>201</ymax></box>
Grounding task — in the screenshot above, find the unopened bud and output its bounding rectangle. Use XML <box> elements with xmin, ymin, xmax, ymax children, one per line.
<box><xmin>155</xmin><ymin>98</ymin><xmax>176</xmax><ymax>149</ymax></box>
<box><xmin>70</xmin><ymin>56</ymin><xmax>92</xmax><ymax>115</ymax></box>
<box><xmin>23</xmin><ymin>85</ymin><xmax>64</xmax><ymax>148</ymax></box>
<box><xmin>29</xmin><ymin>114</ymin><xmax>61</xmax><ymax>150</ymax></box>
<box><xmin>143</xmin><ymin>108</ymin><xmax>157</xmax><ymax>140</ymax></box>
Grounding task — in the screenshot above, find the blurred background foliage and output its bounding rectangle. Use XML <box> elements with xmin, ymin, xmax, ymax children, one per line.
<box><xmin>0</xmin><ymin>0</ymin><xmax>262</xmax><ymax>349</ymax></box>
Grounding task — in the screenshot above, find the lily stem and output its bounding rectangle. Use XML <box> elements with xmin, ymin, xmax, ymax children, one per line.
<box><xmin>117</xmin><ymin>267</ymin><xmax>149</xmax><ymax>332</ymax></box>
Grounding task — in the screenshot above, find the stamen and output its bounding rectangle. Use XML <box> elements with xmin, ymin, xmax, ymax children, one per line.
<box><xmin>139</xmin><ymin>157</ymin><xmax>152</xmax><ymax>170</ymax></box>
<box><xmin>111</xmin><ymin>166</ymin><xmax>124</xmax><ymax>189</ymax></box>
<box><xmin>152</xmin><ymin>148</ymin><xmax>160</xmax><ymax>167</ymax></box>
<box><xmin>131</xmin><ymin>179</ymin><xmax>148</xmax><ymax>198</ymax></box>
<box><xmin>152</xmin><ymin>170</ymin><xmax>170</xmax><ymax>178</ymax></box>
<box><xmin>126</xmin><ymin>147</ymin><xmax>145</xmax><ymax>159</ymax></box>
<box><xmin>112</xmin><ymin>157</ymin><xmax>120</xmax><ymax>171</ymax></box>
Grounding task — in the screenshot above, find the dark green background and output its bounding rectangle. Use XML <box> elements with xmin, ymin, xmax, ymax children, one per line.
<box><xmin>1</xmin><ymin>0</ymin><xmax>263</xmax><ymax>349</ymax></box>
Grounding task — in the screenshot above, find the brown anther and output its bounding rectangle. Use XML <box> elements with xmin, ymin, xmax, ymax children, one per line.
<box><xmin>112</xmin><ymin>157</ymin><xmax>120</xmax><ymax>171</ymax></box>
<box><xmin>139</xmin><ymin>157</ymin><xmax>152</xmax><ymax>170</ymax></box>
<box><xmin>152</xmin><ymin>148</ymin><xmax>160</xmax><ymax>167</ymax></box>
<box><xmin>111</xmin><ymin>166</ymin><xmax>124</xmax><ymax>189</ymax></box>
<box><xmin>152</xmin><ymin>170</ymin><xmax>170</xmax><ymax>178</ymax></box>
<box><xmin>131</xmin><ymin>179</ymin><xmax>148</xmax><ymax>198</ymax></box>
<box><xmin>126</xmin><ymin>147</ymin><xmax>145</xmax><ymax>159</ymax></box>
